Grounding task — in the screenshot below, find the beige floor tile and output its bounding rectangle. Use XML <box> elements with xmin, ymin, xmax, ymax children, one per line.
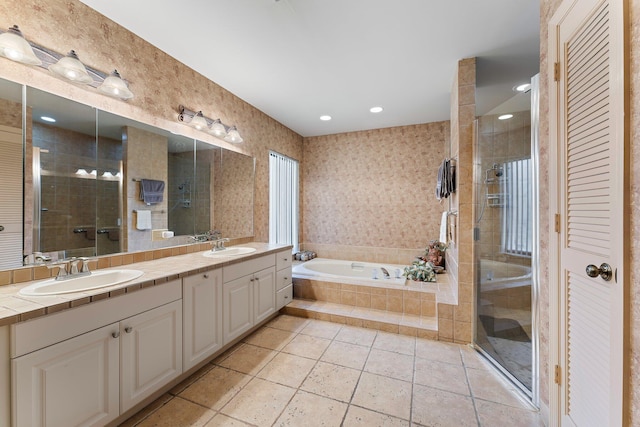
<box><xmin>320</xmin><ymin>340</ymin><xmax>370</xmax><ymax>370</ymax></box>
<box><xmin>460</xmin><ymin>346</ymin><xmax>493</xmax><ymax>370</ymax></box>
<box><xmin>466</xmin><ymin>368</ymin><xmax>528</xmax><ymax>408</ymax></box>
<box><xmin>221</xmin><ymin>377</ymin><xmax>296</xmax><ymax>426</ymax></box>
<box><xmin>257</xmin><ymin>352</ymin><xmax>317</xmax><ymax>388</ymax></box>
<box><xmin>342</xmin><ymin>406</ymin><xmax>409</xmax><ymax>427</ymax></box>
<box><xmin>135</xmin><ymin>396</ymin><xmax>215</xmax><ymax>427</ymax></box>
<box><xmin>281</xmin><ymin>333</ymin><xmax>332</xmax><ymax>359</ymax></box>
<box><xmin>415</xmin><ymin>338</ymin><xmax>462</xmax><ymax>364</ymax></box>
<box><xmin>411</xmin><ymin>384</ymin><xmax>478</xmax><ymax>427</ymax></box>
<box><xmin>373</xmin><ymin>332</ymin><xmax>416</xmax><ymax>355</ymax></box>
<box><xmin>243</xmin><ymin>326</ymin><xmax>297</xmax><ymax>350</ymax></box>
<box><xmin>300</xmin><ymin>361</ymin><xmax>361</xmax><ymax>402</ymax></box>
<box><xmin>351</xmin><ymin>372</ymin><xmax>412</xmax><ymax>420</ymax></box>
<box><xmin>274</xmin><ymin>390</ymin><xmax>348</xmax><ymax>426</ymax></box>
<box><xmin>170</xmin><ymin>363</ymin><xmax>216</xmax><ymax>395</ymax></box>
<box><xmin>300</xmin><ymin>319</ymin><xmax>343</xmax><ymax>339</ymax></box>
<box><xmin>267</xmin><ymin>314</ymin><xmax>310</xmax><ymax>332</ymax></box>
<box><xmin>364</xmin><ymin>348</ymin><xmax>414</xmax><ymax>382</ymax></box>
<box><xmin>335</xmin><ymin>325</ymin><xmax>378</xmax><ymax>347</ymax></box>
<box><xmin>204</xmin><ymin>413</ymin><xmax>254</xmax><ymax>426</ymax></box>
<box><xmin>179</xmin><ymin>366</ymin><xmax>252</xmax><ymax>410</ymax></box>
<box><xmin>118</xmin><ymin>393</ymin><xmax>173</xmax><ymax>427</ymax></box>
<box><xmin>216</xmin><ymin>343</ymin><xmax>277</xmax><ymax>375</ymax></box>
<box><xmin>414</xmin><ymin>357</ymin><xmax>470</xmax><ymax>396</ymax></box>
<box><xmin>475</xmin><ymin>399</ymin><xmax>544</xmax><ymax>427</ymax></box>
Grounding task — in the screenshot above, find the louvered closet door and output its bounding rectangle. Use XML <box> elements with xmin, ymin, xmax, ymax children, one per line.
<box><xmin>553</xmin><ymin>0</ymin><xmax>626</xmax><ymax>425</ymax></box>
<box><xmin>0</xmin><ymin>124</ymin><xmax>23</xmax><ymax>269</ymax></box>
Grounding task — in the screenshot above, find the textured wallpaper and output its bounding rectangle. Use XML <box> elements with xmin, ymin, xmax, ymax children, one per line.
<box><xmin>303</xmin><ymin>122</ymin><xmax>449</xmax><ymax>251</ymax></box>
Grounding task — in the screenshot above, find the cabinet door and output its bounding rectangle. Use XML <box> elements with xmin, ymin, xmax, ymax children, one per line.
<box><xmin>183</xmin><ymin>270</ymin><xmax>223</xmax><ymax>371</ymax></box>
<box><xmin>120</xmin><ymin>300</ymin><xmax>182</xmax><ymax>413</ymax></box>
<box><xmin>223</xmin><ymin>276</ymin><xmax>253</xmax><ymax>344</ymax></box>
<box><xmin>254</xmin><ymin>267</ymin><xmax>276</xmax><ymax>324</ymax></box>
<box><xmin>12</xmin><ymin>323</ymin><xmax>120</xmax><ymax>427</ymax></box>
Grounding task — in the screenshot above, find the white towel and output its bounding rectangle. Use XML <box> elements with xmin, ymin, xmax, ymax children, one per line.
<box><xmin>439</xmin><ymin>211</ymin><xmax>448</xmax><ymax>244</ymax></box>
<box><xmin>136</xmin><ymin>210</ymin><xmax>152</xmax><ymax>230</ymax></box>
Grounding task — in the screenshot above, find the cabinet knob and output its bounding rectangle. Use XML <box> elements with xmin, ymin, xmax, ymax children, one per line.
<box><xmin>204</xmin><ymin>274</ymin><xmax>209</xmax><ymax>279</ymax></box>
<box><xmin>112</xmin><ymin>331</ymin><xmax>120</xmax><ymax>338</ymax></box>
<box><xmin>124</xmin><ymin>326</ymin><xmax>133</xmax><ymax>333</ymax></box>
<box><xmin>284</xmin><ymin>277</ymin><xmax>288</xmax><ymax>281</ymax></box>
<box><xmin>284</xmin><ymin>295</ymin><xmax>289</xmax><ymax>299</ymax></box>
<box><xmin>284</xmin><ymin>258</ymin><xmax>288</xmax><ymax>261</ymax></box>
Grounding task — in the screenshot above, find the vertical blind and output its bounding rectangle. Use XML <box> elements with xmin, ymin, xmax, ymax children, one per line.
<box><xmin>269</xmin><ymin>151</ymin><xmax>299</xmax><ymax>251</ymax></box>
<box><xmin>501</xmin><ymin>158</ymin><xmax>532</xmax><ymax>256</ymax></box>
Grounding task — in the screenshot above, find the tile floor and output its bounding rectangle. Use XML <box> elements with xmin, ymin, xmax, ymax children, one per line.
<box><xmin>120</xmin><ymin>315</ymin><xmax>545</xmax><ymax>427</ymax></box>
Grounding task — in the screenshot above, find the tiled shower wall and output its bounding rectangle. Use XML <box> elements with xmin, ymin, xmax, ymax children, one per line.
<box><xmin>301</xmin><ymin>122</ymin><xmax>449</xmax><ymax>265</ymax></box>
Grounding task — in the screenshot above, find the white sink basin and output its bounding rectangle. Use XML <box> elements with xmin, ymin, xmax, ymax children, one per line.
<box><xmin>202</xmin><ymin>246</ymin><xmax>257</xmax><ymax>258</ymax></box>
<box><xmin>19</xmin><ymin>269</ymin><xmax>144</xmax><ymax>296</ymax></box>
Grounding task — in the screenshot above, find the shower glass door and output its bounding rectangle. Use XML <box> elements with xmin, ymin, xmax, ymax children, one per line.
<box><xmin>473</xmin><ymin>78</ymin><xmax>538</xmax><ymax>399</ymax></box>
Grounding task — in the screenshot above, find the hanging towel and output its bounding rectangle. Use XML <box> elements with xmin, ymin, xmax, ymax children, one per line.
<box><xmin>435</xmin><ymin>162</ymin><xmax>444</xmax><ymax>200</ymax></box>
<box><xmin>140</xmin><ymin>179</ymin><xmax>165</xmax><ymax>205</ymax></box>
<box><xmin>136</xmin><ymin>210</ymin><xmax>152</xmax><ymax>230</ymax></box>
<box><xmin>439</xmin><ymin>211</ymin><xmax>448</xmax><ymax>244</ymax></box>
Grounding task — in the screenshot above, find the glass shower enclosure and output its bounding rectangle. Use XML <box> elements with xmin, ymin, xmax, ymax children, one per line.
<box><xmin>473</xmin><ymin>75</ymin><xmax>539</xmax><ymax>401</ymax></box>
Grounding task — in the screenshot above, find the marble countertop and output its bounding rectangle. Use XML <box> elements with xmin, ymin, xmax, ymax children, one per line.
<box><xmin>0</xmin><ymin>243</ymin><xmax>292</xmax><ymax>327</ymax></box>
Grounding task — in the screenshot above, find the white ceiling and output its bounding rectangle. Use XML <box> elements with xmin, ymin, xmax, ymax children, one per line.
<box><xmin>79</xmin><ymin>0</ymin><xmax>540</xmax><ymax>137</ymax></box>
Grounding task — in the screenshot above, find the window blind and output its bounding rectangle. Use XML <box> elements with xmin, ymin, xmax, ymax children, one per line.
<box><xmin>269</xmin><ymin>151</ymin><xmax>299</xmax><ymax>251</ymax></box>
<box><xmin>501</xmin><ymin>158</ymin><xmax>532</xmax><ymax>256</ymax></box>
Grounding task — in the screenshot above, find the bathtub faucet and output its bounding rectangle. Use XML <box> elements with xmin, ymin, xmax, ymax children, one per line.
<box><xmin>380</xmin><ymin>267</ymin><xmax>390</xmax><ymax>279</ymax></box>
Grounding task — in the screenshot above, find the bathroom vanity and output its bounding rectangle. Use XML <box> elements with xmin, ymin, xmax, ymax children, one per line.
<box><xmin>0</xmin><ymin>243</ymin><xmax>293</xmax><ymax>427</ymax></box>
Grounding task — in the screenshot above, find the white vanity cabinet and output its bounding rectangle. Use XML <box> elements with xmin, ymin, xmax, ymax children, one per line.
<box><xmin>119</xmin><ymin>299</ymin><xmax>182</xmax><ymax>413</ymax></box>
<box><xmin>275</xmin><ymin>250</ymin><xmax>293</xmax><ymax>310</ymax></box>
<box><xmin>10</xmin><ymin>282</ymin><xmax>182</xmax><ymax>427</ymax></box>
<box><xmin>222</xmin><ymin>254</ymin><xmax>276</xmax><ymax>344</ymax></box>
<box><xmin>182</xmin><ymin>269</ymin><xmax>223</xmax><ymax>371</ymax></box>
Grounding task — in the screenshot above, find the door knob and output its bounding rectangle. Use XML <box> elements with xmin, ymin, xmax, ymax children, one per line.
<box><xmin>585</xmin><ymin>263</ymin><xmax>613</xmax><ymax>281</ymax></box>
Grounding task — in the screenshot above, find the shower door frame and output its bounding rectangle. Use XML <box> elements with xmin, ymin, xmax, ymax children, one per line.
<box><xmin>472</xmin><ymin>75</ymin><xmax>540</xmax><ymax>407</ymax></box>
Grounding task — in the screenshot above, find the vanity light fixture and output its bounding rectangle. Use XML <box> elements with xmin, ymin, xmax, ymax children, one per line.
<box><xmin>0</xmin><ymin>25</ymin><xmax>41</xmax><ymax>65</ymax></box>
<box><xmin>514</xmin><ymin>83</ymin><xmax>531</xmax><ymax>92</ymax></box>
<box><xmin>320</xmin><ymin>115</ymin><xmax>332</xmax><ymax>121</ymax></box>
<box><xmin>49</xmin><ymin>50</ymin><xmax>93</xmax><ymax>84</ymax></box>
<box><xmin>0</xmin><ymin>24</ymin><xmax>134</xmax><ymax>100</ymax></box>
<box><xmin>177</xmin><ymin>105</ymin><xmax>243</xmax><ymax>143</ymax></box>
<box><xmin>40</xmin><ymin>116</ymin><xmax>56</xmax><ymax>123</ymax></box>
<box><xmin>370</xmin><ymin>106</ymin><xmax>383</xmax><ymax>113</ymax></box>
<box><xmin>97</xmin><ymin>70</ymin><xmax>134</xmax><ymax>100</ymax></box>
<box><xmin>498</xmin><ymin>114</ymin><xmax>514</xmax><ymax>120</ymax></box>
<box><xmin>210</xmin><ymin>119</ymin><xmax>227</xmax><ymax>138</ymax></box>
<box><xmin>224</xmin><ymin>126</ymin><xmax>243</xmax><ymax>144</ymax></box>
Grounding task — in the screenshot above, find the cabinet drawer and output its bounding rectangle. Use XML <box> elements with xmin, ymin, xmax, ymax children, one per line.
<box><xmin>223</xmin><ymin>254</ymin><xmax>275</xmax><ymax>283</ymax></box>
<box><xmin>276</xmin><ymin>250</ymin><xmax>292</xmax><ymax>271</ymax></box>
<box><xmin>276</xmin><ymin>284</ymin><xmax>293</xmax><ymax>310</ymax></box>
<box><xmin>276</xmin><ymin>268</ymin><xmax>292</xmax><ymax>291</ymax></box>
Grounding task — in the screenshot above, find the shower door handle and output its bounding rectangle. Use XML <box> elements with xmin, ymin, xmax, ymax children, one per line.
<box><xmin>585</xmin><ymin>263</ymin><xmax>613</xmax><ymax>281</ymax></box>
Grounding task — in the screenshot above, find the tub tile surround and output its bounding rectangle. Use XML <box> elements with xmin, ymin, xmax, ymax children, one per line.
<box><xmin>119</xmin><ymin>315</ymin><xmax>543</xmax><ymax>427</ymax></box>
<box><xmin>0</xmin><ymin>241</ymin><xmax>283</xmax><ymax>326</ymax></box>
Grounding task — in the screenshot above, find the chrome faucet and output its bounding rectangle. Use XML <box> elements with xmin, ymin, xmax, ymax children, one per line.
<box><xmin>46</xmin><ymin>257</ymin><xmax>95</xmax><ymax>281</ymax></box>
<box><xmin>212</xmin><ymin>237</ymin><xmax>230</xmax><ymax>251</ymax></box>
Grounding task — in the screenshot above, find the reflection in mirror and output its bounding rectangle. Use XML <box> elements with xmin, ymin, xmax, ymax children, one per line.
<box><xmin>193</xmin><ymin>140</ymin><xmax>220</xmax><ymax>235</ymax></box>
<box><xmin>168</xmin><ymin>137</ymin><xmax>197</xmax><ymax>237</ymax></box>
<box><xmin>28</xmin><ymin>87</ymin><xmax>100</xmax><ymax>259</ymax></box>
<box><xmin>215</xmin><ymin>149</ymin><xmax>255</xmax><ymax>238</ymax></box>
<box><xmin>0</xmin><ymin>78</ymin><xmax>23</xmax><ymax>269</ymax></box>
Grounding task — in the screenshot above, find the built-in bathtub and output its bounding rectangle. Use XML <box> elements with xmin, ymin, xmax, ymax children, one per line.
<box><xmin>478</xmin><ymin>259</ymin><xmax>532</xmax><ymax>291</ymax></box>
<box><xmin>292</xmin><ymin>257</ymin><xmax>408</xmax><ymax>287</ymax></box>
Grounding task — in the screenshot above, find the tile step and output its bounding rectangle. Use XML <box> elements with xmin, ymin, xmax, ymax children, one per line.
<box><xmin>281</xmin><ymin>298</ymin><xmax>438</xmax><ymax>339</ymax></box>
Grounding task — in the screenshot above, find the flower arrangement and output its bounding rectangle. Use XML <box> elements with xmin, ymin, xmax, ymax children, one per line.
<box><xmin>402</xmin><ymin>240</ymin><xmax>447</xmax><ymax>282</ymax></box>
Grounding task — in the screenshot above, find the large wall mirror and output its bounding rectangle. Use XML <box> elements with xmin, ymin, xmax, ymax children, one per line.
<box><xmin>0</xmin><ymin>77</ymin><xmax>254</xmax><ymax>270</ymax></box>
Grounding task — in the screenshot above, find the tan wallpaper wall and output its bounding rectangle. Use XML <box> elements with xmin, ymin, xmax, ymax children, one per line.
<box><xmin>301</xmin><ymin>123</ymin><xmax>449</xmax><ymax>264</ymax></box>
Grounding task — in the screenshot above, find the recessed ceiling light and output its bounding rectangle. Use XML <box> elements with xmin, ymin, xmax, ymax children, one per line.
<box><xmin>41</xmin><ymin>116</ymin><xmax>56</xmax><ymax>123</ymax></box>
<box><xmin>370</xmin><ymin>106</ymin><xmax>383</xmax><ymax>113</ymax></box>
<box><xmin>320</xmin><ymin>115</ymin><xmax>332</xmax><ymax>121</ymax></box>
<box><xmin>498</xmin><ymin>114</ymin><xmax>514</xmax><ymax>120</ymax></box>
<box><xmin>514</xmin><ymin>83</ymin><xmax>531</xmax><ymax>92</ymax></box>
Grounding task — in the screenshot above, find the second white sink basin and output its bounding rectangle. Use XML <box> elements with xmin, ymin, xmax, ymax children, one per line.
<box><xmin>202</xmin><ymin>247</ymin><xmax>257</xmax><ymax>258</ymax></box>
<box><xmin>19</xmin><ymin>269</ymin><xmax>144</xmax><ymax>296</ymax></box>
